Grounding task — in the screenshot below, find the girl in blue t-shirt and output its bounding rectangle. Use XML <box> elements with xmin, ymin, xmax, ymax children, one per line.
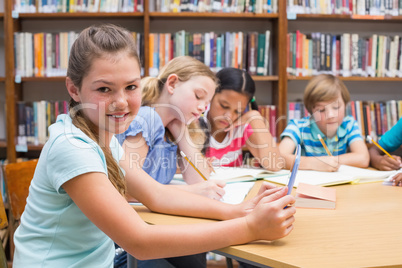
<box><xmin>13</xmin><ymin>24</ymin><xmax>296</xmax><ymax>267</ymax></box>
<box><xmin>118</xmin><ymin>56</ymin><xmax>227</xmax><ymax>201</ymax></box>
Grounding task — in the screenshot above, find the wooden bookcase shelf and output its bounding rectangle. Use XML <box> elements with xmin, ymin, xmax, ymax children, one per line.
<box><xmin>288</xmin><ymin>76</ymin><xmax>402</xmax><ymax>82</ymax></box>
<box><xmin>17</xmin><ymin>12</ymin><xmax>144</xmax><ymax>19</ymax></box>
<box><xmin>294</xmin><ymin>14</ymin><xmax>402</xmax><ymax>21</ymax></box>
<box><xmin>3</xmin><ymin>1</ymin><xmax>401</xmax><ymax>163</ymax></box>
<box><xmin>149</xmin><ymin>12</ymin><xmax>279</xmax><ymax>19</ymax></box>
<box><xmin>21</xmin><ymin>76</ymin><xmax>66</xmax><ymax>82</ymax></box>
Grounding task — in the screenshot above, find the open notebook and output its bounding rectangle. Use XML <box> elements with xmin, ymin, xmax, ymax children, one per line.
<box><xmin>264</xmin><ymin>165</ymin><xmax>399</xmax><ymax>188</ymax></box>
<box><xmin>173</xmin><ymin>167</ymin><xmax>289</xmax><ymax>183</ymax></box>
<box><xmin>209</xmin><ymin>166</ymin><xmax>289</xmax><ymax>183</ymax></box>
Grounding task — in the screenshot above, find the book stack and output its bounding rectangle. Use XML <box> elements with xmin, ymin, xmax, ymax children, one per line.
<box><xmin>150</xmin><ymin>0</ymin><xmax>278</xmax><ymax>13</ymax></box>
<box><xmin>288</xmin><ymin>0</ymin><xmax>402</xmax><ymax>16</ymax></box>
<box><xmin>16</xmin><ymin>100</ymin><xmax>69</xmax><ymax>146</ymax></box>
<box><xmin>13</xmin><ymin>0</ymin><xmax>144</xmax><ymax>13</ymax></box>
<box><xmin>346</xmin><ymin>100</ymin><xmax>402</xmax><ymax>142</ymax></box>
<box><xmin>287</xmin><ymin>31</ymin><xmax>402</xmax><ymax>78</ymax></box>
<box><xmin>14</xmin><ymin>32</ymin><xmax>144</xmax><ymax>78</ymax></box>
<box><xmin>258</xmin><ymin>104</ymin><xmax>277</xmax><ymax>142</ymax></box>
<box><xmin>148</xmin><ymin>30</ymin><xmax>271</xmax><ymax>77</ymax></box>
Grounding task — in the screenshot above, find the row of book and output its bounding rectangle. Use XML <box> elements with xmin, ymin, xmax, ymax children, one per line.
<box><xmin>287</xmin><ymin>31</ymin><xmax>402</xmax><ymax>78</ymax></box>
<box><xmin>258</xmin><ymin>104</ymin><xmax>277</xmax><ymax>142</ymax></box>
<box><xmin>150</xmin><ymin>0</ymin><xmax>278</xmax><ymax>13</ymax></box>
<box><xmin>13</xmin><ymin>0</ymin><xmax>144</xmax><ymax>13</ymax></box>
<box><xmin>287</xmin><ymin>0</ymin><xmax>402</xmax><ymax>16</ymax></box>
<box><xmin>14</xmin><ymin>31</ymin><xmax>144</xmax><ymax>78</ymax></box>
<box><xmin>149</xmin><ymin>30</ymin><xmax>271</xmax><ymax>76</ymax></box>
<box><xmin>286</xmin><ymin>100</ymin><xmax>402</xmax><ymax>142</ymax></box>
<box><xmin>17</xmin><ymin>100</ymin><xmax>69</xmax><ymax>146</ymax></box>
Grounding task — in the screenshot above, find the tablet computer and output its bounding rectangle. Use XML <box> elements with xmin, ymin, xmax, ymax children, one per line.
<box><xmin>287</xmin><ymin>144</ymin><xmax>301</xmax><ymax>195</ymax></box>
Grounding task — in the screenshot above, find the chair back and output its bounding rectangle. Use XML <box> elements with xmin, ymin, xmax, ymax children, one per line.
<box><xmin>0</xmin><ymin>184</ymin><xmax>8</xmax><ymax>268</ymax></box>
<box><xmin>3</xmin><ymin>159</ymin><xmax>38</xmax><ymax>221</ymax></box>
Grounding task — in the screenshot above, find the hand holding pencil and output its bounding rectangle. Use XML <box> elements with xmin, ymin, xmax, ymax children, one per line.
<box><xmin>367</xmin><ymin>136</ymin><xmax>402</xmax><ymax>171</ymax></box>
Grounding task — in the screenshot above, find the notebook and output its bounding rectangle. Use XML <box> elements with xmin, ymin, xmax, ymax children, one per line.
<box><xmin>264</xmin><ymin>165</ymin><xmax>398</xmax><ymax>188</ymax></box>
<box><xmin>209</xmin><ymin>166</ymin><xmax>289</xmax><ymax>183</ymax></box>
<box><xmin>294</xmin><ymin>183</ymin><xmax>336</xmax><ymax>209</ymax></box>
<box><xmin>173</xmin><ymin>167</ymin><xmax>289</xmax><ymax>183</ymax></box>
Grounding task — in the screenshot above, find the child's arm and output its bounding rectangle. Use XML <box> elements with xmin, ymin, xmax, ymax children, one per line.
<box><xmin>369</xmin><ymin>145</ymin><xmax>402</xmax><ymax>171</ymax></box>
<box><xmin>63</xmin><ymin>173</ymin><xmax>295</xmax><ymax>260</ymax></box>
<box><xmin>279</xmin><ymin>137</ymin><xmax>339</xmax><ymax>172</ymax></box>
<box><xmin>123</xmin><ymin>134</ymin><xmax>225</xmax><ymax>200</ymax></box>
<box><xmin>337</xmin><ymin>140</ymin><xmax>370</xmax><ymax>168</ymax></box>
<box><xmin>241</xmin><ymin>110</ymin><xmax>284</xmax><ymax>171</ymax></box>
<box><xmin>167</xmin><ymin>119</ymin><xmax>212</xmax><ymax>183</ymax></box>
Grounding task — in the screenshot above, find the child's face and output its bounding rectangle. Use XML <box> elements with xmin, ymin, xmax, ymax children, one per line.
<box><xmin>208</xmin><ymin>90</ymin><xmax>249</xmax><ymax>131</ymax></box>
<box><xmin>73</xmin><ymin>54</ymin><xmax>141</xmax><ymax>138</ymax></box>
<box><xmin>170</xmin><ymin>75</ymin><xmax>215</xmax><ymax>124</ymax></box>
<box><xmin>311</xmin><ymin>93</ymin><xmax>345</xmax><ymax>139</ymax></box>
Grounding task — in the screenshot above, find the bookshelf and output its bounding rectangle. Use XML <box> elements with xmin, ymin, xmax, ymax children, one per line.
<box><xmin>3</xmin><ymin>0</ymin><xmax>401</xmax><ymax>163</ymax></box>
<box><xmin>2</xmin><ymin>0</ymin><xmax>288</xmax><ymax>162</ymax></box>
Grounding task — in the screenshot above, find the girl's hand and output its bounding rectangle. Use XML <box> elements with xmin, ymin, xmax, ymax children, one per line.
<box><xmin>391</xmin><ymin>173</ymin><xmax>402</xmax><ymax>187</ymax></box>
<box><xmin>224</xmin><ymin>110</ymin><xmax>262</xmax><ymax>133</ymax></box>
<box><xmin>376</xmin><ymin>155</ymin><xmax>402</xmax><ymax>171</ymax></box>
<box><xmin>256</xmin><ymin>181</ymin><xmax>278</xmax><ymax>196</ymax></box>
<box><xmin>185</xmin><ymin>180</ymin><xmax>226</xmax><ymax>200</ymax></box>
<box><xmin>237</xmin><ymin>186</ymin><xmax>287</xmax><ymax>215</ymax></box>
<box><xmin>245</xmin><ymin>187</ymin><xmax>296</xmax><ymax>241</ymax></box>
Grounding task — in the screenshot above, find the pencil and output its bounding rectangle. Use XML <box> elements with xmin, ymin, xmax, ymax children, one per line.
<box><xmin>317</xmin><ymin>134</ymin><xmax>332</xmax><ymax>156</ymax></box>
<box><xmin>180</xmin><ymin>151</ymin><xmax>208</xmax><ymax>181</ymax></box>
<box><xmin>367</xmin><ymin>135</ymin><xmax>396</xmax><ymax>160</ymax></box>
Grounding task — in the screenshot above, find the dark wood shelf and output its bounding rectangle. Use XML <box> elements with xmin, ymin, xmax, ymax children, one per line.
<box><xmin>17</xmin><ymin>12</ymin><xmax>143</xmax><ymax>19</ymax></box>
<box><xmin>293</xmin><ymin>14</ymin><xmax>402</xmax><ymax>21</ymax></box>
<box><xmin>0</xmin><ymin>140</ymin><xmax>6</xmax><ymax>148</ymax></box>
<box><xmin>0</xmin><ymin>13</ymin><xmax>3</xmax><ymax>18</ymax></box>
<box><xmin>251</xmin><ymin>75</ymin><xmax>278</xmax><ymax>81</ymax></box>
<box><xmin>288</xmin><ymin>75</ymin><xmax>402</xmax><ymax>82</ymax></box>
<box><xmin>21</xmin><ymin>76</ymin><xmax>66</xmax><ymax>82</ymax></box>
<box><xmin>27</xmin><ymin>144</ymin><xmax>44</xmax><ymax>151</ymax></box>
<box><xmin>149</xmin><ymin>12</ymin><xmax>278</xmax><ymax>19</ymax></box>
<box><xmin>0</xmin><ymin>77</ymin><xmax>5</xmax><ymax>82</ymax></box>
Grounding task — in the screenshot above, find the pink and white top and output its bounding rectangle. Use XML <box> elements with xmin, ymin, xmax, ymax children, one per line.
<box><xmin>205</xmin><ymin>124</ymin><xmax>254</xmax><ymax>167</ymax></box>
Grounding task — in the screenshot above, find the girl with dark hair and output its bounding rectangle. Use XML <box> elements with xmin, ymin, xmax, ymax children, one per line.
<box><xmin>203</xmin><ymin>68</ymin><xmax>283</xmax><ymax>171</ymax></box>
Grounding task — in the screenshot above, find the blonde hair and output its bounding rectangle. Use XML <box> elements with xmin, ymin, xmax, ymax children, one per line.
<box><xmin>67</xmin><ymin>24</ymin><xmax>140</xmax><ymax>196</ymax></box>
<box><xmin>141</xmin><ymin>56</ymin><xmax>218</xmax><ymax>146</ymax></box>
<box><xmin>142</xmin><ymin>56</ymin><xmax>218</xmax><ymax>106</ymax></box>
<box><xmin>303</xmin><ymin>74</ymin><xmax>350</xmax><ymax>114</ymax></box>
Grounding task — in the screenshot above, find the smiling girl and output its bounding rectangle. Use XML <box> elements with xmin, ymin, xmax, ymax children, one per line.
<box><xmin>12</xmin><ymin>24</ymin><xmax>296</xmax><ymax>268</ymax></box>
<box><xmin>279</xmin><ymin>74</ymin><xmax>369</xmax><ymax>172</ymax></box>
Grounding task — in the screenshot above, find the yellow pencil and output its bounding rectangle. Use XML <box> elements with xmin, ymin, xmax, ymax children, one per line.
<box><xmin>367</xmin><ymin>135</ymin><xmax>396</xmax><ymax>160</ymax></box>
<box><xmin>180</xmin><ymin>151</ymin><xmax>208</xmax><ymax>181</ymax></box>
<box><xmin>317</xmin><ymin>134</ymin><xmax>332</xmax><ymax>156</ymax></box>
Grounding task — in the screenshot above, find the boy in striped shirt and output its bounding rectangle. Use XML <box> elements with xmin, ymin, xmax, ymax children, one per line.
<box><xmin>279</xmin><ymin>74</ymin><xmax>369</xmax><ymax>172</ymax></box>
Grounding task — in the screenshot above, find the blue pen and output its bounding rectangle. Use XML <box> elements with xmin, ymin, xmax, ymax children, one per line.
<box><xmin>287</xmin><ymin>144</ymin><xmax>301</xmax><ymax>195</ymax></box>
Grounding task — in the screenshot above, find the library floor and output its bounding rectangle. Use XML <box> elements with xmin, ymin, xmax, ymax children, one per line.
<box><xmin>208</xmin><ymin>259</ymin><xmax>240</xmax><ymax>268</ymax></box>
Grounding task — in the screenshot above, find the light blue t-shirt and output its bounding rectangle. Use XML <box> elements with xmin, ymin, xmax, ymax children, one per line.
<box><xmin>116</xmin><ymin>106</ymin><xmax>178</xmax><ymax>184</ymax></box>
<box><xmin>13</xmin><ymin>114</ymin><xmax>123</xmax><ymax>268</ymax></box>
<box><xmin>379</xmin><ymin>117</ymin><xmax>402</xmax><ymax>152</ymax></box>
<box><xmin>280</xmin><ymin>115</ymin><xmax>363</xmax><ymax>156</ymax></box>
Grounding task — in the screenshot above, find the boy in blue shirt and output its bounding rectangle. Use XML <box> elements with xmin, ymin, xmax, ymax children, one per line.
<box><xmin>279</xmin><ymin>74</ymin><xmax>369</xmax><ymax>172</ymax></box>
<box><xmin>369</xmin><ymin>118</ymin><xmax>402</xmax><ymax>186</ymax></box>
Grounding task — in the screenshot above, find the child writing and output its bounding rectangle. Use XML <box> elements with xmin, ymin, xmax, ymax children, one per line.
<box><xmin>279</xmin><ymin>74</ymin><xmax>369</xmax><ymax>172</ymax></box>
<box><xmin>369</xmin><ymin>118</ymin><xmax>402</xmax><ymax>186</ymax></box>
<box><xmin>201</xmin><ymin>67</ymin><xmax>283</xmax><ymax>171</ymax></box>
<box><xmin>13</xmin><ymin>24</ymin><xmax>296</xmax><ymax>267</ymax></box>
<box><xmin>117</xmin><ymin>56</ymin><xmax>226</xmax><ymax>201</ymax></box>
